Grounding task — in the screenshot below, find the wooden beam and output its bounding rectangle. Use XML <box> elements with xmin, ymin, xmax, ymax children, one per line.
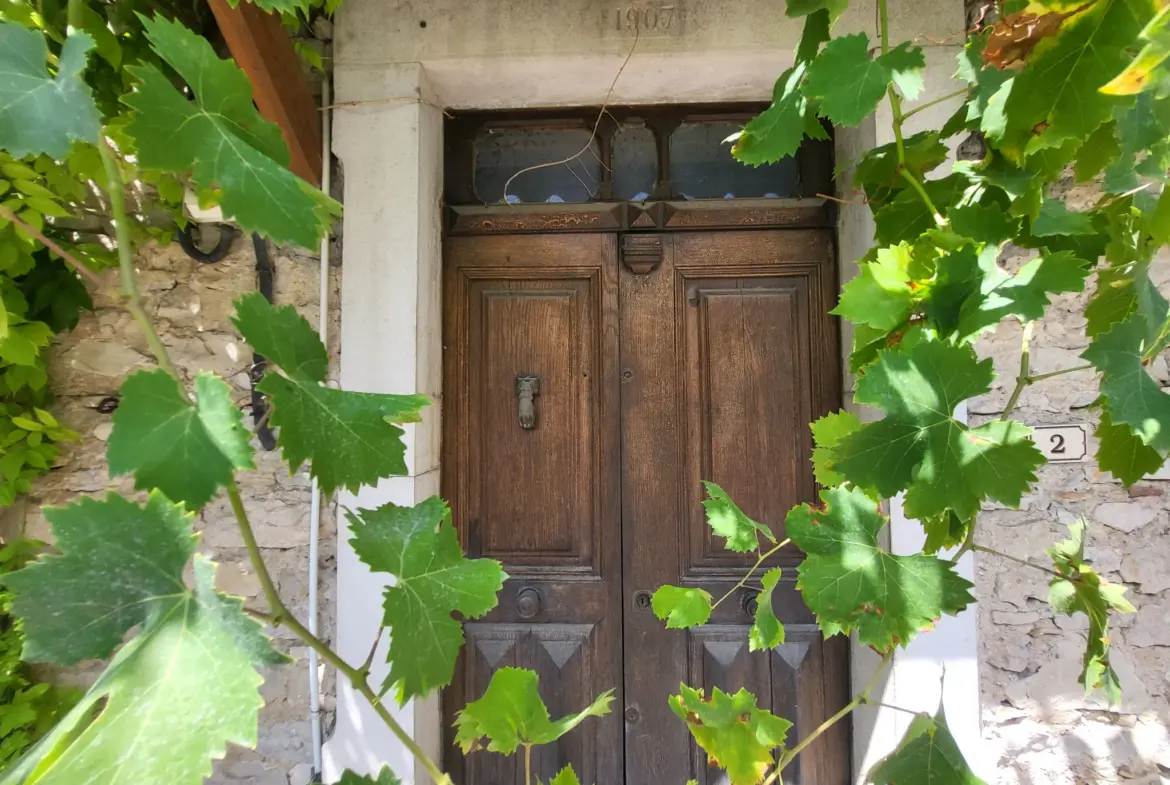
<box><xmin>208</xmin><ymin>0</ymin><xmax>322</xmax><ymax>187</ymax></box>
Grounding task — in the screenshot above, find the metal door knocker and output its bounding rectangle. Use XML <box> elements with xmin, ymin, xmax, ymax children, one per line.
<box><xmin>515</xmin><ymin>374</ymin><xmax>540</xmax><ymax>429</ymax></box>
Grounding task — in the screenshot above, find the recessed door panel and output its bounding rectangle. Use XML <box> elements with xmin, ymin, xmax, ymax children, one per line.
<box><xmin>681</xmin><ymin>274</ymin><xmax>816</xmax><ymax>577</ymax></box>
<box><xmin>620</xmin><ymin>231</ymin><xmax>845</xmax><ymax>785</ymax></box>
<box><xmin>443</xmin><ymin>234</ymin><xmax>622</xmax><ymax>785</ymax></box>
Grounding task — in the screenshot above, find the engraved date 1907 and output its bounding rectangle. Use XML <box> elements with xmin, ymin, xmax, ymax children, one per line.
<box><xmin>611</xmin><ymin>4</ymin><xmax>681</xmax><ymax>32</ymax></box>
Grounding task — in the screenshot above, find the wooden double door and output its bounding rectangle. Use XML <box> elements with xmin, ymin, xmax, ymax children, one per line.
<box><xmin>442</xmin><ymin>230</ymin><xmax>849</xmax><ymax>785</ymax></box>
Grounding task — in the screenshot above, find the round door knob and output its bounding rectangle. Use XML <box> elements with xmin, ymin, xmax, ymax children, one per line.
<box><xmin>517</xmin><ymin>587</ymin><xmax>541</xmax><ymax>618</ymax></box>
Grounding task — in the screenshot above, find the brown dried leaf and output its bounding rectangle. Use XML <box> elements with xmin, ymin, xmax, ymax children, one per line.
<box><xmin>981</xmin><ymin>6</ymin><xmax>1086</xmax><ymax>69</ymax></box>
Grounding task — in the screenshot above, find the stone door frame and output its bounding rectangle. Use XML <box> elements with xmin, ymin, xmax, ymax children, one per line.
<box><xmin>322</xmin><ymin>15</ymin><xmax>981</xmax><ymax>783</ymax></box>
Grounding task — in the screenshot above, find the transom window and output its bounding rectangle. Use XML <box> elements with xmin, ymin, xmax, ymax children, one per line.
<box><xmin>444</xmin><ymin>106</ymin><xmax>830</xmax><ymax>206</ymax></box>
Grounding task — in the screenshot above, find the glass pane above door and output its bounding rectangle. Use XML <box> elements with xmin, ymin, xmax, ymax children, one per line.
<box><xmin>669</xmin><ymin>121</ymin><xmax>800</xmax><ymax>200</ymax></box>
<box><xmin>473</xmin><ymin>127</ymin><xmax>602</xmax><ymax>204</ymax></box>
<box><xmin>612</xmin><ymin>122</ymin><xmax>658</xmax><ymax>202</ymax></box>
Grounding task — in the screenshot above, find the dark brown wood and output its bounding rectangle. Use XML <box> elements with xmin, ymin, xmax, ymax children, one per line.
<box><xmin>620</xmin><ymin>230</ymin><xmax>846</xmax><ymax>785</ymax></box>
<box><xmin>661</xmin><ymin>199</ymin><xmax>832</xmax><ymax>229</ymax></box>
<box><xmin>447</xmin><ymin>200</ymin><xmax>830</xmax><ymax>236</ymax></box>
<box><xmin>443</xmin><ymin>234</ymin><xmax>623</xmax><ymax>785</ymax></box>
<box><xmin>208</xmin><ymin>0</ymin><xmax>322</xmax><ymax>186</ymax></box>
<box><xmin>446</xmin><ymin>204</ymin><xmax>627</xmax><ymax>235</ymax></box>
<box><xmin>442</xmin><ymin>228</ymin><xmax>848</xmax><ymax>785</ymax></box>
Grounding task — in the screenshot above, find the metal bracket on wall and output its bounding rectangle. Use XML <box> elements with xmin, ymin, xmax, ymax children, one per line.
<box><xmin>250</xmin><ymin>234</ymin><xmax>277</xmax><ymax>451</ymax></box>
<box><xmin>177</xmin><ymin>222</ymin><xmax>236</xmax><ymax>264</ymax></box>
<box><xmin>621</xmin><ymin>234</ymin><xmax>664</xmax><ymax>274</ymax></box>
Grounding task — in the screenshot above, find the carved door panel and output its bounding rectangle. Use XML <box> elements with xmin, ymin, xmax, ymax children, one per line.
<box><xmin>443</xmin><ymin>234</ymin><xmax>624</xmax><ymax>785</ymax></box>
<box><xmin>619</xmin><ymin>231</ymin><xmax>849</xmax><ymax>785</ymax></box>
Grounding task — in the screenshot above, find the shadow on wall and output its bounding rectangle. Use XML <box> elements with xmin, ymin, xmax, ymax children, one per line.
<box><xmin>984</xmin><ymin>629</ymin><xmax>1170</xmax><ymax>785</ymax></box>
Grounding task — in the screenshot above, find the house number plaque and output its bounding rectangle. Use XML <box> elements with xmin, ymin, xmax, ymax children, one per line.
<box><xmin>1028</xmin><ymin>424</ymin><xmax>1088</xmax><ymax>463</ymax></box>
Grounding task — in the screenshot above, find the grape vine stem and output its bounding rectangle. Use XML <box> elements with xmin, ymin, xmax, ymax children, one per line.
<box><xmin>227</xmin><ymin>480</ymin><xmax>454</xmax><ymax>785</ymax></box>
<box><xmin>360</xmin><ymin>625</ymin><xmax>385</xmax><ymax>676</ymax></box>
<box><xmin>1001</xmin><ymin>322</ymin><xmax>1034</xmax><ymax>421</ymax></box>
<box><xmin>713</xmin><ymin>538</ymin><xmax>790</xmax><ymax>609</ymax></box>
<box><xmin>98</xmin><ymin>136</ymin><xmax>182</xmax><ymax>385</ymax></box>
<box><xmin>901</xmin><ymin>87</ymin><xmax>970</xmax><ymax>120</ymax></box>
<box><xmin>767</xmin><ymin>650</ymin><xmax>895</xmax><ymax>782</ymax></box>
<box><xmin>1001</xmin><ymin>327</ymin><xmax>1097</xmax><ymax>419</ymax></box>
<box><xmin>0</xmin><ymin>205</ymin><xmax>106</xmax><ymax>288</ymax></box>
<box><xmin>971</xmin><ymin>543</ymin><xmax>1064</xmax><ymax>579</ymax></box>
<box><xmin>1026</xmin><ymin>364</ymin><xmax>1094</xmax><ymax>383</ymax></box>
<box><xmin>103</xmin><ymin>128</ymin><xmax>453</xmax><ymax>785</ymax></box>
<box><xmin>878</xmin><ymin>0</ymin><xmax>945</xmax><ymax>227</ymax></box>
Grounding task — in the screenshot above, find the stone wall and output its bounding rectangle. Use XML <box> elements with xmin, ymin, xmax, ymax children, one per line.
<box><xmin>972</xmin><ymin>180</ymin><xmax>1170</xmax><ymax>785</ymax></box>
<box><xmin>21</xmin><ymin>235</ymin><xmax>340</xmax><ymax>785</ymax></box>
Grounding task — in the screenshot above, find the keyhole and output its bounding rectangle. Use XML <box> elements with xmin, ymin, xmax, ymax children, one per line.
<box><xmin>633</xmin><ymin>591</ymin><xmax>652</xmax><ymax>609</ymax></box>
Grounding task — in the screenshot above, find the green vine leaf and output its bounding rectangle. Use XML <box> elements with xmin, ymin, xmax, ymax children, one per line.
<box><xmin>731</xmin><ymin>8</ymin><xmax>832</xmax><ymax>165</ymax></box>
<box><xmin>788</xmin><ymin>486</ymin><xmax>975</xmax><ymax>651</ymax></box>
<box><xmin>701</xmin><ymin>481</ymin><xmax>776</xmax><ymax>552</ymax></box>
<box><xmin>453</xmin><ymin>667</ymin><xmax>614</xmax><ymax>755</ymax></box>
<box><xmin>5</xmin><ymin>492</ymin><xmax>195</xmax><ymax>665</ymax></box>
<box><xmin>995</xmin><ymin>0</ymin><xmax>1147</xmax><ymax>158</ymax></box>
<box><xmin>956</xmin><ymin>34</ymin><xmax>1012</xmax><ymax>133</ymax></box>
<box><xmin>805</xmin><ymin>34</ymin><xmax>925</xmax><ymax>126</ymax></box>
<box><xmin>1095</xmin><ymin>403</ymin><xmax>1165</xmax><ymax>486</ymax></box>
<box><xmin>225</xmin><ymin>0</ymin><xmax>314</xmax><ymax>15</ymax></box>
<box><xmin>1102</xmin><ymin>6</ymin><xmax>1170</xmax><ymax>96</ymax></box>
<box><xmin>785</xmin><ymin>0</ymin><xmax>848</xmax><ymax>20</ymax></box>
<box><xmin>337</xmin><ymin>768</ymin><xmax>401</xmax><ymax>785</ymax></box>
<box><xmin>123</xmin><ymin>16</ymin><xmax>340</xmax><ymax>249</ymax></box>
<box><xmin>1046</xmin><ymin>520</ymin><xmax>1135</xmax><ymax>704</ymax></box>
<box><xmin>1084</xmin><ymin>259</ymin><xmax>1164</xmax><ymax>338</ymax></box>
<box><xmin>794</xmin><ymin>8</ymin><xmax>831</xmax><ymax>64</ymax></box>
<box><xmin>0</xmin><ymin>23</ymin><xmax>100</xmax><ymax>159</ymax></box>
<box><xmin>952</xmin><ymin>250</ymin><xmax>1092</xmax><ymax>339</ymax></box>
<box><xmin>748</xmin><ymin>568</ymin><xmax>785</xmax><ymax>651</ymax></box>
<box><xmin>732</xmin><ymin>64</ymin><xmax>822</xmax><ymax>165</ymax></box>
<box><xmin>669</xmin><ymin>684</ymin><xmax>791</xmax><ymax>785</ymax></box>
<box><xmin>0</xmin><ymin>493</ymin><xmax>285</xmax><ymax>785</ymax></box>
<box><xmin>0</xmin><ymin>321</ymin><xmax>51</xmax><ymax>366</ymax></box>
<box><xmin>548</xmin><ymin>764</ymin><xmax>583</xmax><ymax>785</ymax></box>
<box><xmin>232</xmin><ymin>293</ymin><xmax>431</xmax><ymax>494</ymax></box>
<box><xmin>348</xmin><ymin>496</ymin><xmax>507</xmax><ymax>704</ymax></box>
<box><xmin>874</xmin><ymin>174</ymin><xmax>968</xmax><ymax>245</ymax></box>
<box><xmin>1084</xmin><ymin>314</ymin><xmax>1170</xmax><ymax>454</ymax></box>
<box><xmin>1074</xmin><ymin>121</ymin><xmax>1122</xmax><ymax>183</ymax></box>
<box><xmin>652</xmin><ymin>585</ymin><xmax>713</xmax><ymax>629</ymax></box>
<box><xmin>1105</xmin><ymin>93</ymin><xmax>1170</xmax><ymax>192</ymax></box>
<box><xmin>853</xmin><ymin>132</ymin><xmax>949</xmax><ymax>208</ymax></box>
<box><xmin>833</xmin><ymin>243</ymin><xmax>915</xmax><ymax>330</ymax></box>
<box><xmin>810</xmin><ymin>409</ymin><xmax>863</xmax><ymax>488</ymax></box>
<box><xmin>1030</xmin><ymin>200</ymin><xmax>1096</xmax><ymax>236</ymax></box>
<box><xmin>107</xmin><ymin>370</ymin><xmax>254</xmax><ymax>509</ymax></box>
<box><xmin>868</xmin><ymin>707</ymin><xmax>986</xmax><ymax>785</ymax></box>
<box><xmin>832</xmin><ymin>341</ymin><xmax>1044</xmax><ymax>522</ymax></box>
<box><xmin>948</xmin><ymin>203</ymin><xmax>1018</xmax><ymax>245</ymax></box>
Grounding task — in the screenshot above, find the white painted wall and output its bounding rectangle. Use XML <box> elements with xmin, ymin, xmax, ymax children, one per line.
<box><xmin>328</xmin><ymin>2</ymin><xmax>975</xmax><ymax>783</ymax></box>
